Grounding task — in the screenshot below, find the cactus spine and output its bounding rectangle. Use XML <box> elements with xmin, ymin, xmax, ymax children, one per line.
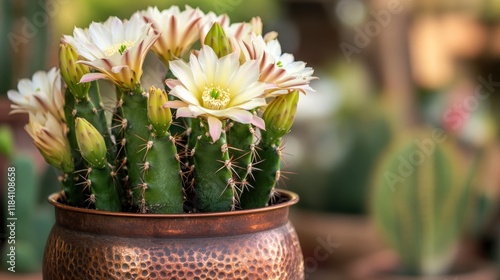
<box><xmin>372</xmin><ymin>136</ymin><xmax>475</xmax><ymax>276</ymax></box>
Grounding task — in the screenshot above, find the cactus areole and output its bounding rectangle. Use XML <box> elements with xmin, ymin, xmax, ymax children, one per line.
<box><xmin>8</xmin><ymin>6</ymin><xmax>316</xmax><ymax>214</ymax></box>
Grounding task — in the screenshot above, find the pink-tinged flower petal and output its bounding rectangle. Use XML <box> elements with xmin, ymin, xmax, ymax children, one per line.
<box><xmin>165</xmin><ymin>79</ymin><xmax>183</xmax><ymax>90</ymax></box>
<box><xmin>223</xmin><ymin>109</ymin><xmax>254</xmax><ymax>123</ymax></box>
<box><xmin>176</xmin><ymin>107</ymin><xmax>194</xmax><ymax>118</ymax></box>
<box><xmin>111</xmin><ymin>65</ymin><xmax>128</xmax><ymax>73</ymax></box>
<box><xmin>207</xmin><ymin>116</ymin><xmax>222</xmax><ymax>142</ymax></box>
<box><xmin>80</xmin><ymin>72</ymin><xmax>109</xmax><ymax>83</ymax></box>
<box><xmin>237</xmin><ymin>36</ymin><xmax>316</xmax><ymax>95</ymax></box>
<box><xmin>164</xmin><ymin>100</ymin><xmax>187</xmax><ymax>109</ymax></box>
<box><xmin>140</xmin><ymin>6</ymin><xmax>202</xmax><ymax>64</ymax></box>
<box><xmin>251</xmin><ymin>115</ymin><xmax>266</xmax><ymax>130</ymax></box>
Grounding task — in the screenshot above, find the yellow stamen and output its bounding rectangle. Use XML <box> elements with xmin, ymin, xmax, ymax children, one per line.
<box><xmin>104</xmin><ymin>41</ymin><xmax>136</xmax><ymax>57</ymax></box>
<box><xmin>202</xmin><ymin>86</ymin><xmax>230</xmax><ymax>110</ymax></box>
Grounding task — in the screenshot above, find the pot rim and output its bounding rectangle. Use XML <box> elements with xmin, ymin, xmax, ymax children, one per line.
<box><xmin>48</xmin><ymin>189</ymin><xmax>299</xmax><ymax>218</ymax></box>
<box><xmin>48</xmin><ymin>189</ymin><xmax>300</xmax><ymax>237</ymax></box>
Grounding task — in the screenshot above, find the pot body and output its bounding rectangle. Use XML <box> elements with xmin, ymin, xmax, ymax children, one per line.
<box><xmin>42</xmin><ymin>190</ymin><xmax>304</xmax><ymax>280</ymax></box>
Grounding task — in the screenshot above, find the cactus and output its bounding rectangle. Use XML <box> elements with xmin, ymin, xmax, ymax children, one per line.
<box><xmin>191</xmin><ymin>119</ymin><xmax>236</xmax><ymax>212</ymax></box>
<box><xmin>371</xmin><ymin>134</ymin><xmax>477</xmax><ymax>276</ymax></box>
<box><xmin>240</xmin><ymin>91</ymin><xmax>299</xmax><ymax>209</ymax></box>
<box><xmin>8</xmin><ymin>6</ymin><xmax>315</xmax><ymax>214</ymax></box>
<box><xmin>138</xmin><ymin>86</ymin><xmax>184</xmax><ymax>213</ymax></box>
<box><xmin>75</xmin><ymin>117</ymin><xmax>121</xmax><ymax>211</ymax></box>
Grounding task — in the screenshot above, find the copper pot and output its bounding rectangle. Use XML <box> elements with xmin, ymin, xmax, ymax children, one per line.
<box><xmin>42</xmin><ymin>190</ymin><xmax>304</xmax><ymax>279</ymax></box>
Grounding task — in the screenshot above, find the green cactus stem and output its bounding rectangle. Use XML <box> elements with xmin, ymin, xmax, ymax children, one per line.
<box><xmin>133</xmin><ymin>86</ymin><xmax>183</xmax><ymax>213</ymax></box>
<box><xmin>111</xmin><ymin>95</ymin><xmax>130</xmax><ymax>208</ymax></box>
<box><xmin>226</xmin><ymin>121</ymin><xmax>255</xmax><ymax>193</ymax></box>
<box><xmin>240</xmin><ymin>91</ymin><xmax>299</xmax><ymax>209</ymax></box>
<box><xmin>61</xmin><ymin>89</ymin><xmax>86</xmax><ymax>207</ymax></box>
<box><xmin>372</xmin><ymin>137</ymin><xmax>475</xmax><ymax>276</ymax></box>
<box><xmin>118</xmin><ymin>87</ymin><xmax>151</xmax><ymax>211</ymax></box>
<box><xmin>240</xmin><ymin>142</ymin><xmax>282</xmax><ymax>209</ymax></box>
<box><xmin>191</xmin><ymin>119</ymin><xmax>235</xmax><ymax>212</ymax></box>
<box><xmin>75</xmin><ymin>117</ymin><xmax>121</xmax><ymax>211</ymax></box>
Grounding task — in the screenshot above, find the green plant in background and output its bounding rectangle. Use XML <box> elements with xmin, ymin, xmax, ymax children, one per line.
<box><xmin>8</xmin><ymin>6</ymin><xmax>315</xmax><ymax>213</ymax></box>
<box><xmin>1</xmin><ymin>126</ymin><xmax>58</xmax><ymax>273</ymax></box>
<box><xmin>287</xmin><ymin>61</ymin><xmax>391</xmax><ymax>214</ymax></box>
<box><xmin>371</xmin><ymin>133</ymin><xmax>478</xmax><ymax>276</ymax></box>
<box><xmin>55</xmin><ymin>0</ymin><xmax>280</xmax><ymax>36</ymax></box>
<box><xmin>1</xmin><ymin>0</ymin><xmax>49</xmax><ymax>96</ymax></box>
<box><xmin>0</xmin><ymin>0</ymin><xmax>13</xmax><ymax>95</ymax></box>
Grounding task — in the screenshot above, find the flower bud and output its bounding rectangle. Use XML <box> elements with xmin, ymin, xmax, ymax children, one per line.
<box><xmin>261</xmin><ymin>90</ymin><xmax>299</xmax><ymax>146</ymax></box>
<box><xmin>148</xmin><ymin>86</ymin><xmax>172</xmax><ymax>137</ymax></box>
<box><xmin>204</xmin><ymin>22</ymin><xmax>232</xmax><ymax>58</ymax></box>
<box><xmin>59</xmin><ymin>42</ymin><xmax>91</xmax><ymax>100</ymax></box>
<box><xmin>75</xmin><ymin>117</ymin><xmax>107</xmax><ymax>169</ymax></box>
<box><xmin>26</xmin><ymin>113</ymin><xmax>74</xmax><ymax>173</ymax></box>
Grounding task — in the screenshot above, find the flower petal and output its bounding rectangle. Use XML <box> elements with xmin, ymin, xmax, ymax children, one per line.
<box><xmin>80</xmin><ymin>72</ymin><xmax>109</xmax><ymax>83</ymax></box>
<box><xmin>164</xmin><ymin>100</ymin><xmax>187</xmax><ymax>109</ymax></box>
<box><xmin>207</xmin><ymin>116</ymin><xmax>222</xmax><ymax>142</ymax></box>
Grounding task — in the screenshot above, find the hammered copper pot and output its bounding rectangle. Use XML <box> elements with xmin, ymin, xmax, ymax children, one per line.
<box><xmin>42</xmin><ymin>190</ymin><xmax>304</xmax><ymax>279</ymax></box>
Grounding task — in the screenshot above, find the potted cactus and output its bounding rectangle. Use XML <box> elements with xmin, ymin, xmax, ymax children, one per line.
<box><xmin>7</xmin><ymin>6</ymin><xmax>316</xmax><ymax>279</ymax></box>
<box><xmin>350</xmin><ymin>133</ymin><xmax>496</xmax><ymax>279</ymax></box>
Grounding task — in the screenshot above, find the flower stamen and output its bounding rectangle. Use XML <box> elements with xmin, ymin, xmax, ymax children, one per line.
<box><xmin>105</xmin><ymin>41</ymin><xmax>136</xmax><ymax>57</ymax></box>
<box><xmin>202</xmin><ymin>86</ymin><xmax>230</xmax><ymax>110</ymax></box>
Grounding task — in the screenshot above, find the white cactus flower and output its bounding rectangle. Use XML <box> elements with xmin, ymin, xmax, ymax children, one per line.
<box><xmin>140</xmin><ymin>6</ymin><xmax>203</xmax><ymax>64</ymax></box>
<box><xmin>240</xmin><ymin>35</ymin><xmax>316</xmax><ymax>96</ymax></box>
<box><xmin>7</xmin><ymin>67</ymin><xmax>64</xmax><ymax>120</ymax></box>
<box><xmin>64</xmin><ymin>14</ymin><xmax>160</xmax><ymax>90</ymax></box>
<box><xmin>165</xmin><ymin>45</ymin><xmax>267</xmax><ymax>142</ymax></box>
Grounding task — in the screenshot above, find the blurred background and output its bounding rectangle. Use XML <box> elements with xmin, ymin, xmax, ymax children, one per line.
<box><xmin>1</xmin><ymin>0</ymin><xmax>500</xmax><ymax>279</ymax></box>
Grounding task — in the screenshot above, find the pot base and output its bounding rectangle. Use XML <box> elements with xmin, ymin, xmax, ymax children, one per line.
<box><xmin>43</xmin><ymin>190</ymin><xmax>304</xmax><ymax>279</ymax></box>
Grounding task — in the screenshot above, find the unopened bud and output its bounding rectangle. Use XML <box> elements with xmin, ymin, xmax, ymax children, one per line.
<box><xmin>204</xmin><ymin>22</ymin><xmax>232</xmax><ymax>58</ymax></box>
<box><xmin>148</xmin><ymin>86</ymin><xmax>172</xmax><ymax>137</ymax></box>
<box><xmin>59</xmin><ymin>42</ymin><xmax>90</xmax><ymax>100</ymax></box>
<box><xmin>75</xmin><ymin>118</ymin><xmax>107</xmax><ymax>168</ymax></box>
<box><xmin>261</xmin><ymin>90</ymin><xmax>299</xmax><ymax>146</ymax></box>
